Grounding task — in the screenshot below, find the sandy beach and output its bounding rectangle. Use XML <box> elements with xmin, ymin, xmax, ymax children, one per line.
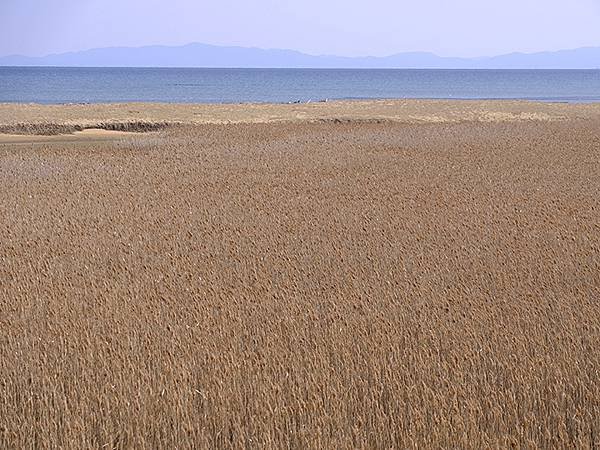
<box><xmin>2</xmin><ymin>99</ymin><xmax>600</xmax><ymax>135</ymax></box>
<box><xmin>1</xmin><ymin>101</ymin><xmax>599</xmax><ymax>448</ymax></box>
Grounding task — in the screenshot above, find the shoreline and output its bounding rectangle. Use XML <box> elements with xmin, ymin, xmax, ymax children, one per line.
<box><xmin>3</xmin><ymin>96</ymin><xmax>600</xmax><ymax>106</ymax></box>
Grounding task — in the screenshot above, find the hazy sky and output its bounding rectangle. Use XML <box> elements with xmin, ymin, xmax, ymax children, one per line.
<box><xmin>1</xmin><ymin>0</ymin><xmax>600</xmax><ymax>58</ymax></box>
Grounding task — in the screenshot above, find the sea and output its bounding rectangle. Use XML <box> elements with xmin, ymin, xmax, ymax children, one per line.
<box><xmin>1</xmin><ymin>67</ymin><xmax>599</xmax><ymax>104</ymax></box>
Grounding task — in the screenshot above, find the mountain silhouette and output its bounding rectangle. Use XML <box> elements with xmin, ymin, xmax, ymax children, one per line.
<box><xmin>1</xmin><ymin>43</ymin><xmax>599</xmax><ymax>69</ymax></box>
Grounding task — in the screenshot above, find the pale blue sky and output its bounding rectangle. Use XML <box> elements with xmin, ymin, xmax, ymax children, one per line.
<box><xmin>1</xmin><ymin>0</ymin><xmax>600</xmax><ymax>58</ymax></box>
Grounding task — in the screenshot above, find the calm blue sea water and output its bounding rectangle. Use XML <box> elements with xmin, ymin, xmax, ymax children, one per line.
<box><xmin>1</xmin><ymin>67</ymin><xmax>599</xmax><ymax>104</ymax></box>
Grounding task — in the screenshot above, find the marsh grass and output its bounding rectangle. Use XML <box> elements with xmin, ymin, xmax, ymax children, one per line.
<box><xmin>1</xmin><ymin>121</ymin><xmax>599</xmax><ymax>448</ymax></box>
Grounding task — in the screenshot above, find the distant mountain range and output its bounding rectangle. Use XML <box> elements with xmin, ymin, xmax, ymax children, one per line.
<box><xmin>1</xmin><ymin>43</ymin><xmax>600</xmax><ymax>69</ymax></box>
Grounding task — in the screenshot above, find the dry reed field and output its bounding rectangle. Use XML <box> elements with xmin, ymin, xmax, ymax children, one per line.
<box><xmin>1</xmin><ymin>115</ymin><xmax>600</xmax><ymax>448</ymax></box>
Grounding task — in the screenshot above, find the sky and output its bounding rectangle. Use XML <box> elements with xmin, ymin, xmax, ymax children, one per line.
<box><xmin>1</xmin><ymin>0</ymin><xmax>600</xmax><ymax>58</ymax></box>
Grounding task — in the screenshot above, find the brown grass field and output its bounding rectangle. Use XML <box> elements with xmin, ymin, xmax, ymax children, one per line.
<box><xmin>1</xmin><ymin>102</ymin><xmax>600</xmax><ymax>448</ymax></box>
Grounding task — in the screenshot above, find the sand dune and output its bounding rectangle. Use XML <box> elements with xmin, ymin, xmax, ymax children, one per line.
<box><xmin>1</xmin><ymin>99</ymin><xmax>600</xmax><ymax>135</ymax></box>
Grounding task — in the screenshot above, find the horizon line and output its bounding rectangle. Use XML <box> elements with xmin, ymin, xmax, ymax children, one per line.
<box><xmin>2</xmin><ymin>66</ymin><xmax>600</xmax><ymax>71</ymax></box>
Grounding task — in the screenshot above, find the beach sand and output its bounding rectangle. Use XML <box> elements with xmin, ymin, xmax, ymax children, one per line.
<box><xmin>1</xmin><ymin>101</ymin><xmax>599</xmax><ymax>448</ymax></box>
<box><xmin>1</xmin><ymin>99</ymin><xmax>600</xmax><ymax>135</ymax></box>
<box><xmin>0</xmin><ymin>128</ymin><xmax>140</xmax><ymax>144</ymax></box>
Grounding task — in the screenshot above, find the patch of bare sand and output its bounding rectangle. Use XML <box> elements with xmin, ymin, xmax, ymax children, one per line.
<box><xmin>0</xmin><ymin>128</ymin><xmax>145</xmax><ymax>144</ymax></box>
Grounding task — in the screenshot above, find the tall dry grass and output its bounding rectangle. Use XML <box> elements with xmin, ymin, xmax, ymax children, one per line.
<box><xmin>1</xmin><ymin>120</ymin><xmax>599</xmax><ymax>448</ymax></box>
